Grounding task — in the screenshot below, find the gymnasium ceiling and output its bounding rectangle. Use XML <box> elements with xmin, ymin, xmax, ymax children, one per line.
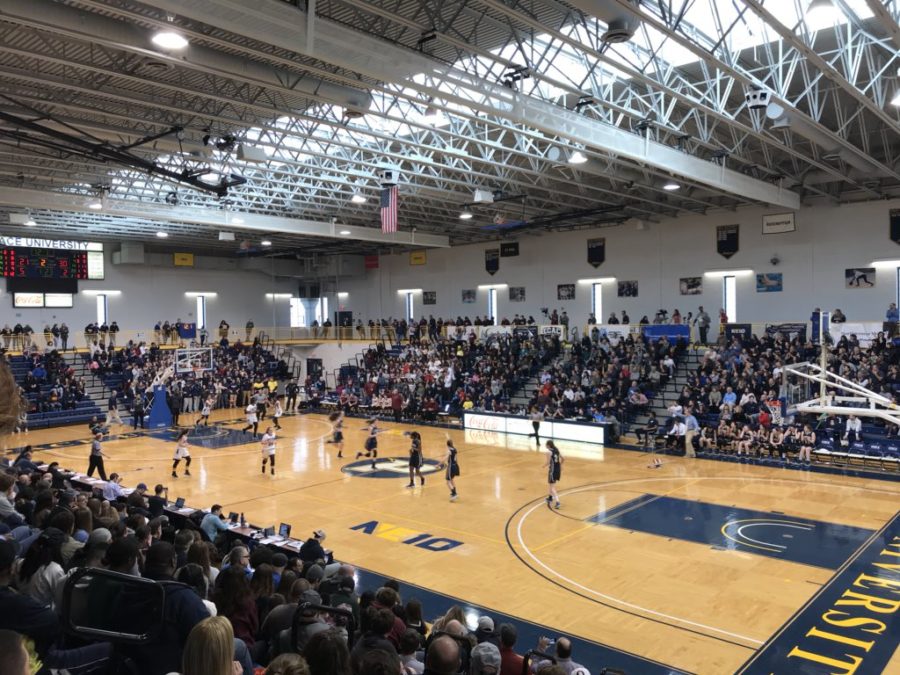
<box><xmin>0</xmin><ymin>0</ymin><xmax>899</xmax><ymax>255</ymax></box>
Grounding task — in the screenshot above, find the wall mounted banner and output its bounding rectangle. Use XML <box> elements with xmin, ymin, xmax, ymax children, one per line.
<box><xmin>765</xmin><ymin>323</ymin><xmax>807</xmax><ymax>342</ymax></box>
<box><xmin>509</xmin><ymin>286</ymin><xmax>526</xmax><ymax>302</ymax></box>
<box><xmin>724</xmin><ymin>323</ymin><xmax>753</xmax><ymax>343</ymax></box>
<box><xmin>423</xmin><ymin>291</ymin><xmax>436</xmax><ymax>305</ymax></box>
<box><xmin>717</xmin><ymin>225</ymin><xmax>739</xmax><ymax>259</ymax></box>
<box><xmin>485</xmin><ymin>249</ymin><xmax>500</xmax><ymax>276</ymax></box>
<box><xmin>500</xmin><ymin>242</ymin><xmax>519</xmax><ymax>257</ymax></box>
<box><xmin>364</xmin><ymin>255</ymin><xmax>379</xmax><ymax>269</ymax></box>
<box><xmin>587</xmin><ymin>238</ymin><xmax>605</xmax><ymax>268</ymax></box>
<box><xmin>513</xmin><ymin>326</ymin><xmax>538</xmax><ymax>339</ymax></box>
<box><xmin>409</xmin><ymin>250</ymin><xmax>427</xmax><ymax>266</ymax></box>
<box><xmin>761</xmin><ymin>212</ymin><xmax>795</xmax><ymax>234</ymax></box>
<box><xmin>891</xmin><ymin>208</ymin><xmax>900</xmax><ymax>244</ymax></box>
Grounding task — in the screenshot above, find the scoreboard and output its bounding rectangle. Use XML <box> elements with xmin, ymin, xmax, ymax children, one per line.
<box><xmin>0</xmin><ymin>247</ymin><xmax>104</xmax><ymax>280</ymax></box>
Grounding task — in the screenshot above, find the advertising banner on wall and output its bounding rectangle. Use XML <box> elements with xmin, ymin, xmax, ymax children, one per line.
<box><xmin>538</xmin><ymin>325</ymin><xmax>564</xmax><ymax>338</ymax></box>
<box><xmin>724</xmin><ymin>323</ymin><xmax>753</xmax><ymax>343</ymax></box>
<box><xmin>513</xmin><ymin>326</ymin><xmax>538</xmax><ymax>339</ymax></box>
<box><xmin>589</xmin><ymin>324</ymin><xmax>639</xmax><ymax>345</ymax></box>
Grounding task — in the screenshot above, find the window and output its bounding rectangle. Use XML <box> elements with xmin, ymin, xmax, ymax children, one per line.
<box><xmin>723</xmin><ymin>276</ymin><xmax>737</xmax><ymax>323</ymax></box>
<box><xmin>315</xmin><ymin>296</ymin><xmax>329</xmax><ymax>325</ymax></box>
<box><xmin>404</xmin><ymin>292</ymin><xmax>414</xmax><ymax>322</ymax></box>
<box><xmin>591</xmin><ymin>283</ymin><xmax>603</xmax><ymax>322</ymax></box>
<box><xmin>487</xmin><ymin>289</ymin><xmax>498</xmax><ymax>324</ymax></box>
<box><xmin>289</xmin><ymin>297</ymin><xmax>306</xmax><ymax>327</ymax></box>
<box><xmin>195</xmin><ymin>296</ymin><xmax>207</xmax><ymax>330</ymax></box>
<box><xmin>96</xmin><ymin>294</ymin><xmax>108</xmax><ymax>325</ymax></box>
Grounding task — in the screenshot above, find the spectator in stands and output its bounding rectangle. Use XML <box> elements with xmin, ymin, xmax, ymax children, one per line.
<box><xmin>532</xmin><ymin>637</ymin><xmax>586</xmax><ymax>674</ymax></box>
<box><xmin>498</xmin><ymin>623</ymin><xmax>523</xmax><ymax>675</ymax></box>
<box><xmin>351</xmin><ymin>605</ymin><xmax>400</xmax><ymax>672</ymax></box>
<box><xmin>14</xmin><ymin>527</ymin><xmax>66</xmax><ymax>608</ymax></box>
<box><xmin>471</xmin><ymin>642</ymin><xmax>501</xmax><ymax>674</ymax></box>
<box><xmin>0</xmin><ymin>630</ymin><xmax>30</xmax><ymax>675</ymax></box>
<box><xmin>303</xmin><ymin>628</ymin><xmax>352</xmax><ymax>675</ymax></box>
<box><xmin>425</xmin><ymin>635</ymin><xmax>460</xmax><ymax>675</ymax></box>
<box><xmin>399</xmin><ymin>628</ymin><xmax>425</xmax><ymax>673</ymax></box>
<box><xmin>831</xmin><ymin>308</ymin><xmax>846</xmax><ymax>323</ymax></box>
<box><xmin>181</xmin><ymin>615</ymin><xmax>243</xmax><ymax>675</ymax></box>
<box><xmin>214</xmin><ymin>564</ymin><xmax>259</xmax><ymax>649</ymax></box>
<box><xmin>101</xmin><ymin>473</ymin><xmax>125</xmax><ymax>501</ymax></box>
<box><xmin>404</xmin><ymin>597</ymin><xmax>426</xmax><ymax>642</ymax></box>
<box><xmin>148</xmin><ymin>484</ymin><xmax>168</xmax><ymax>518</ymax></box>
<box><xmin>260</xmin><ymin>577</ymin><xmax>309</xmax><ymax>647</ymax></box>
<box><xmin>266</xmin><ymin>653</ymin><xmax>312</xmax><ymax>675</ymax></box>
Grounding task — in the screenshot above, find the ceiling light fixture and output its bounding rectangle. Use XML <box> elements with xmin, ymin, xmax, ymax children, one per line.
<box><xmin>339</xmin><ymin>230</ymin><xmax>351</xmax><ymax>235</ymax></box>
<box><xmin>568</xmin><ymin>150</ymin><xmax>588</xmax><ymax>165</ymax></box>
<box><xmin>805</xmin><ymin>0</ymin><xmax>839</xmax><ymax>28</ymax></box>
<box><xmin>891</xmin><ymin>91</ymin><xmax>900</xmax><ymax>107</ymax></box>
<box><xmin>231</xmin><ymin>216</ymin><xmax>244</xmax><ymax>224</ymax></box>
<box><xmin>87</xmin><ymin>198</ymin><xmax>103</xmax><ymax>210</ymax></box>
<box><xmin>24</xmin><ymin>217</ymin><xmax>36</xmax><ymax>227</ymax></box>
<box><xmin>351</xmin><ymin>194</ymin><xmax>367</xmax><ymax>204</ymax></box>
<box><xmin>151</xmin><ymin>30</ymin><xmax>189</xmax><ymax>50</ymax></box>
<box><xmin>459</xmin><ymin>210</ymin><xmax>474</xmax><ymax>220</ymax></box>
<box><xmin>663</xmin><ymin>181</ymin><xmax>681</xmax><ymax>191</ymax></box>
<box><xmin>156</xmin><ymin>231</ymin><xmax>169</xmax><ymax>238</ymax></box>
<box><xmin>260</xmin><ymin>240</ymin><xmax>272</xmax><ymax>247</ymax></box>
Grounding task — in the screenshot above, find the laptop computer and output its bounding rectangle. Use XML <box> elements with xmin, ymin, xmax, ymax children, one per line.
<box><xmin>263</xmin><ymin>526</ymin><xmax>276</xmax><ymax>538</ymax></box>
<box><xmin>174</xmin><ymin>497</ymin><xmax>185</xmax><ymax>509</ymax></box>
<box><xmin>228</xmin><ymin>512</ymin><xmax>239</xmax><ymax>524</ymax></box>
<box><xmin>278</xmin><ymin>523</ymin><xmax>291</xmax><ymax>538</ymax></box>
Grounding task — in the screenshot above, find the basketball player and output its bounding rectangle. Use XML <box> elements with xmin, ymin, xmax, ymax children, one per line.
<box><xmin>326</xmin><ymin>411</ymin><xmax>344</xmax><ymax>458</ymax></box>
<box><xmin>545</xmin><ymin>440</ymin><xmax>563</xmax><ymax>509</ymax></box>
<box><xmin>441</xmin><ymin>436</ymin><xmax>460</xmax><ymax>501</ymax></box>
<box><xmin>272</xmin><ymin>396</ymin><xmax>283</xmax><ymax>431</ymax></box>
<box><xmin>405</xmin><ymin>431</ymin><xmax>425</xmax><ymax>488</ymax></box>
<box><xmin>356</xmin><ymin>418</ymin><xmax>381</xmax><ymax>470</ymax></box>
<box><xmin>799</xmin><ymin>424</ymin><xmax>815</xmax><ymax>464</ymax></box>
<box><xmin>172</xmin><ymin>430</ymin><xmax>192</xmax><ymax>478</ymax></box>
<box><xmin>260</xmin><ymin>426</ymin><xmax>276</xmax><ymax>475</ymax></box>
<box><xmin>242</xmin><ymin>401</ymin><xmax>259</xmax><ymax>436</ymax></box>
<box><xmin>197</xmin><ymin>397</ymin><xmax>212</xmax><ymax>427</ymax></box>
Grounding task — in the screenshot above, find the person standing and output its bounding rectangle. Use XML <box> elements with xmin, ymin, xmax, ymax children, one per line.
<box><xmin>59</xmin><ymin>322</ymin><xmax>69</xmax><ymax>351</ymax></box>
<box><xmin>684</xmin><ymin>409</ymin><xmax>700</xmax><ymax>459</ymax></box>
<box><xmin>442</xmin><ymin>437</ymin><xmax>460</xmax><ymax>501</ymax></box>
<box><xmin>405</xmin><ymin>431</ymin><xmax>425</xmax><ymax>488</ymax></box>
<box><xmin>172</xmin><ymin>431</ymin><xmax>192</xmax><ymax>478</ymax></box>
<box><xmin>326</xmin><ymin>411</ymin><xmax>345</xmax><ymax>458</ymax></box>
<box><xmin>272</xmin><ymin>396</ymin><xmax>283</xmax><ymax>431</ymax></box>
<box><xmin>285</xmin><ymin>380</ymin><xmax>299</xmax><ymax>411</ymax></box>
<box><xmin>245</xmin><ymin>320</ymin><xmax>254</xmax><ymax>342</ymax></box>
<box><xmin>169</xmin><ymin>387</ymin><xmax>183</xmax><ymax>426</ymax></box>
<box><xmin>198</xmin><ymin>397</ymin><xmax>212</xmax><ymax>427</ymax></box>
<box><xmin>107</xmin><ymin>389</ymin><xmax>123</xmax><ymax>426</ymax></box>
<box><xmin>260</xmin><ymin>427</ymin><xmax>276</xmax><ymax>476</ymax></box>
<box><xmin>242</xmin><ymin>402</ymin><xmax>259</xmax><ymax>437</ymax></box>
<box><xmin>544</xmin><ymin>440</ymin><xmax>563</xmax><ymax>509</ymax></box>
<box><xmin>132</xmin><ymin>394</ymin><xmax>146</xmax><ymax>430</ymax></box>
<box><xmin>528</xmin><ymin>406</ymin><xmax>544</xmax><ymax>447</ymax></box>
<box><xmin>108</xmin><ymin>321</ymin><xmax>119</xmax><ymax>348</ymax></box>
<box><xmin>695</xmin><ymin>306</ymin><xmax>711</xmax><ymax>345</ymax></box>
<box><xmin>87</xmin><ymin>432</ymin><xmax>109</xmax><ymax>481</ymax></box>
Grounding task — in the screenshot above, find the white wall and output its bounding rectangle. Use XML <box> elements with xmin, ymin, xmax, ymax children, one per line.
<box><xmin>336</xmin><ymin>199</ymin><xmax>900</xmax><ymax>325</ymax></box>
<box><xmin>1</xmin><ymin>251</ymin><xmax>298</xmax><ymax>331</ymax></box>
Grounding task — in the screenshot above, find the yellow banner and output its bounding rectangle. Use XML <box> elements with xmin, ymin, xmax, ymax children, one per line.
<box><xmin>409</xmin><ymin>250</ymin><xmax>427</xmax><ymax>266</ymax></box>
<box><xmin>173</xmin><ymin>252</ymin><xmax>195</xmax><ymax>267</ymax></box>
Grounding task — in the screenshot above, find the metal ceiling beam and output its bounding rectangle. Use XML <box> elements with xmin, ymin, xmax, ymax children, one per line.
<box><xmin>0</xmin><ymin>186</ymin><xmax>450</xmax><ymax>248</ymax></box>
<box><xmin>139</xmin><ymin>0</ymin><xmax>800</xmax><ymax>209</ymax></box>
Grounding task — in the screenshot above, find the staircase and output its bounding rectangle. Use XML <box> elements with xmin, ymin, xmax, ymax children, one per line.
<box><xmin>630</xmin><ymin>348</ymin><xmax>701</xmax><ymax>430</ymax></box>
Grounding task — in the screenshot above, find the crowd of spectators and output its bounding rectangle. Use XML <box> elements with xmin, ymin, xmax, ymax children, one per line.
<box><xmin>10</xmin><ymin>350</ymin><xmax>89</xmax><ymax>430</ymax></box>
<box><xmin>0</xmin><ymin>451</ymin><xmax>595</xmax><ymax>675</ymax></box>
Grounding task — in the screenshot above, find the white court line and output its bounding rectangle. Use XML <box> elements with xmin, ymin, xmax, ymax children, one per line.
<box><xmin>735</xmin><ymin>522</ymin><xmax>812</xmax><ymax>551</ymax></box>
<box><xmin>513</xmin><ymin>475</ymin><xmax>900</xmax><ymax>646</ymax></box>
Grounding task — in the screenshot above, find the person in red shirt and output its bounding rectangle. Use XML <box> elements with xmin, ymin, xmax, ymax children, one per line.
<box><xmin>498</xmin><ymin>623</ymin><xmax>524</xmax><ymax>675</ymax></box>
<box><xmin>390</xmin><ymin>389</ymin><xmax>404</xmax><ymax>422</ymax></box>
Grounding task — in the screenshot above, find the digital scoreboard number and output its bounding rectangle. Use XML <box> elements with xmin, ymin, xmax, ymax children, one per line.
<box><xmin>0</xmin><ymin>247</ymin><xmax>103</xmax><ymax>280</ymax></box>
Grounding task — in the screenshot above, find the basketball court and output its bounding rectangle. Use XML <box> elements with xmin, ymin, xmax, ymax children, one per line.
<box><xmin>7</xmin><ymin>409</ymin><xmax>900</xmax><ymax>674</ymax></box>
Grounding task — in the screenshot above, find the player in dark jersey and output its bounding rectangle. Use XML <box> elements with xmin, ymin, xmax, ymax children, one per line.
<box><xmin>325</xmin><ymin>411</ymin><xmax>345</xmax><ymax>458</ymax></box>
<box><xmin>544</xmin><ymin>440</ymin><xmax>564</xmax><ymax>509</ymax></box>
<box><xmin>356</xmin><ymin>418</ymin><xmax>381</xmax><ymax>469</ymax></box>
<box><xmin>441</xmin><ymin>436</ymin><xmax>460</xmax><ymax>501</ymax></box>
<box><xmin>405</xmin><ymin>431</ymin><xmax>425</xmax><ymax>488</ymax></box>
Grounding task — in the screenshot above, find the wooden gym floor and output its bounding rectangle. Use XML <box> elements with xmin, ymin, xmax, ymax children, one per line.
<box><xmin>5</xmin><ymin>410</ymin><xmax>900</xmax><ymax>675</ymax></box>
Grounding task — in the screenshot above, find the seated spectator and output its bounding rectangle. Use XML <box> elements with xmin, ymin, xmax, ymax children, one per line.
<box><xmin>181</xmin><ymin>615</ymin><xmax>243</xmax><ymax>675</ymax></box>
<box><xmin>0</xmin><ymin>630</ymin><xmax>30</xmax><ymax>675</ymax></box>
<box><xmin>532</xmin><ymin>637</ymin><xmax>587</xmax><ymax>673</ymax></box>
<box><xmin>399</xmin><ymin>628</ymin><xmax>425</xmax><ymax>673</ymax></box>
<box><xmin>266</xmin><ymin>652</ymin><xmax>312</xmax><ymax>675</ymax></box>
<box><xmin>471</xmin><ymin>642</ymin><xmax>501</xmax><ymax>675</ymax></box>
<box><xmin>274</xmin><ymin>589</ymin><xmax>329</xmax><ymax>657</ymax></box>
<box><xmin>214</xmin><ymin>564</ymin><xmax>259</xmax><ymax>649</ymax></box>
<box><xmin>498</xmin><ymin>623</ymin><xmax>523</xmax><ymax>675</ymax></box>
<box><xmin>14</xmin><ymin>527</ymin><xmax>66</xmax><ymax>609</ymax></box>
<box><xmin>351</xmin><ymin>606</ymin><xmax>400</xmax><ymax>672</ymax></box>
<box><xmin>0</xmin><ymin>539</ymin><xmax>60</xmax><ymax>655</ymax></box>
<box><xmin>302</xmin><ymin>628</ymin><xmax>352</xmax><ymax>675</ymax></box>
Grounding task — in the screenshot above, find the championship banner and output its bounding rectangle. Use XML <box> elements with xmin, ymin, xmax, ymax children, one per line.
<box><xmin>765</xmin><ymin>322</ymin><xmax>807</xmax><ymax>342</ymax></box>
<box><xmin>724</xmin><ymin>323</ymin><xmax>752</xmax><ymax>343</ymax></box>
<box><xmin>513</xmin><ymin>326</ymin><xmax>538</xmax><ymax>339</ymax></box>
<box><xmin>587</xmin><ymin>238</ymin><xmax>605</xmax><ymax>268</ymax></box>
<box><xmin>891</xmin><ymin>208</ymin><xmax>900</xmax><ymax>244</ymax></box>
<box><xmin>717</xmin><ymin>225</ymin><xmax>739</xmax><ymax>259</ymax></box>
<box><xmin>500</xmin><ymin>242</ymin><xmax>519</xmax><ymax>257</ymax></box>
<box><xmin>538</xmin><ymin>325</ymin><xmax>563</xmax><ymax>337</ymax></box>
<box><xmin>479</xmin><ymin>325</ymin><xmax>513</xmax><ymax>340</ymax></box>
<box><xmin>485</xmin><ymin>249</ymin><xmax>499</xmax><ymax>276</ymax></box>
<box><xmin>828</xmin><ymin>321</ymin><xmax>883</xmax><ymax>347</ymax></box>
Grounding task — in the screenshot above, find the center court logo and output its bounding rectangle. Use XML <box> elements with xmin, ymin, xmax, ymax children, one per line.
<box><xmin>341</xmin><ymin>457</ymin><xmax>443</xmax><ymax>479</ymax></box>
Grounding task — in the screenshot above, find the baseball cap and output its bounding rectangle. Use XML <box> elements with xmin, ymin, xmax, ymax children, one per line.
<box><xmin>313</xmin><ymin>529</ymin><xmax>326</xmax><ymax>541</ymax></box>
<box><xmin>135</xmin><ymin>483</ymin><xmax>148</xmax><ymax>492</ymax></box>
<box><xmin>88</xmin><ymin>528</ymin><xmax>112</xmax><ymax>546</ymax></box>
<box><xmin>477</xmin><ymin>616</ymin><xmax>494</xmax><ymax>632</ymax></box>
<box><xmin>470</xmin><ymin>642</ymin><xmax>501</xmax><ymax>673</ymax></box>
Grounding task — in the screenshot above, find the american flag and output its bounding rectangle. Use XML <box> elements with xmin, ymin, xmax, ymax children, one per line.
<box><xmin>380</xmin><ymin>185</ymin><xmax>398</xmax><ymax>233</ymax></box>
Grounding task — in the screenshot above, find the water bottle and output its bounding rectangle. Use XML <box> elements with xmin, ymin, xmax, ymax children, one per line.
<box><xmin>240</xmin><ymin>512</ymin><xmax>245</xmax><ymax>527</ymax></box>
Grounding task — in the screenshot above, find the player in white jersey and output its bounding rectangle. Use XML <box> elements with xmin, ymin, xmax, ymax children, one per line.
<box><xmin>198</xmin><ymin>397</ymin><xmax>212</xmax><ymax>426</ymax></box>
<box><xmin>260</xmin><ymin>426</ymin><xmax>276</xmax><ymax>475</ymax></box>
<box><xmin>242</xmin><ymin>402</ymin><xmax>258</xmax><ymax>436</ymax></box>
<box><xmin>272</xmin><ymin>396</ymin><xmax>283</xmax><ymax>430</ymax></box>
<box><xmin>172</xmin><ymin>430</ymin><xmax>192</xmax><ymax>478</ymax></box>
